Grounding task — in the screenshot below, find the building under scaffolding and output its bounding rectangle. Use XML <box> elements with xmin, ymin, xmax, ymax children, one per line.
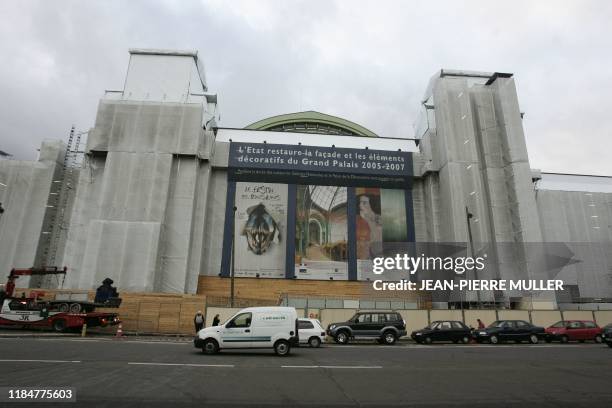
<box><xmin>0</xmin><ymin>49</ymin><xmax>611</xmax><ymax>310</ymax></box>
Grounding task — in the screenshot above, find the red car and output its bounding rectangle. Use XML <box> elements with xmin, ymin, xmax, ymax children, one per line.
<box><xmin>545</xmin><ymin>320</ymin><xmax>603</xmax><ymax>343</ymax></box>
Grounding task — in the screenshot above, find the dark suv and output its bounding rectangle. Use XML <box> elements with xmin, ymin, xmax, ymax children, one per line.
<box><xmin>326</xmin><ymin>311</ymin><xmax>406</xmax><ymax>345</ymax></box>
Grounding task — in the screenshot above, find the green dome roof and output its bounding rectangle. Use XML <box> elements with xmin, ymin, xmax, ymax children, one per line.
<box><xmin>245</xmin><ymin>111</ymin><xmax>377</xmax><ymax>137</ymax></box>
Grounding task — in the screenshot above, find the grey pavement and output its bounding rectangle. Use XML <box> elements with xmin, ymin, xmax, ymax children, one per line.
<box><xmin>0</xmin><ymin>338</ymin><xmax>611</xmax><ymax>407</ymax></box>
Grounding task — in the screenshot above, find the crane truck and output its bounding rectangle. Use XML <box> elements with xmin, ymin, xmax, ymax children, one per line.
<box><xmin>0</xmin><ymin>267</ymin><xmax>121</xmax><ymax>332</ymax></box>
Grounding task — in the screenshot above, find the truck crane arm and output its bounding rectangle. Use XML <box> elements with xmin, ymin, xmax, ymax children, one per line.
<box><xmin>5</xmin><ymin>267</ymin><xmax>67</xmax><ymax>297</ymax></box>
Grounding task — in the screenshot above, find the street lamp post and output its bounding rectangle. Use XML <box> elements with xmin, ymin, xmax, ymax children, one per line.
<box><xmin>230</xmin><ymin>205</ymin><xmax>237</xmax><ymax>308</ymax></box>
<box><xmin>466</xmin><ymin>206</ymin><xmax>482</xmax><ymax>307</ymax></box>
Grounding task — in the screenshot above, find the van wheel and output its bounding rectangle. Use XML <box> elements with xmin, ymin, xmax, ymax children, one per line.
<box><xmin>594</xmin><ymin>335</ymin><xmax>603</xmax><ymax>343</ymax></box>
<box><xmin>335</xmin><ymin>331</ymin><xmax>349</xmax><ymax>345</ymax></box>
<box><xmin>382</xmin><ymin>331</ymin><xmax>397</xmax><ymax>345</ymax></box>
<box><xmin>52</xmin><ymin>319</ymin><xmax>66</xmax><ymax>332</ymax></box>
<box><xmin>274</xmin><ymin>340</ymin><xmax>291</xmax><ymax>356</ymax></box>
<box><xmin>529</xmin><ymin>334</ymin><xmax>539</xmax><ymax>344</ymax></box>
<box><xmin>308</xmin><ymin>337</ymin><xmax>321</xmax><ymax>348</ymax></box>
<box><xmin>202</xmin><ymin>339</ymin><xmax>219</xmax><ymax>355</ymax></box>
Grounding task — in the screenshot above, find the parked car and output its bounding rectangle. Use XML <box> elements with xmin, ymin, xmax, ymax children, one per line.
<box><xmin>602</xmin><ymin>324</ymin><xmax>612</xmax><ymax>348</ymax></box>
<box><xmin>298</xmin><ymin>318</ymin><xmax>325</xmax><ymax>348</ymax></box>
<box><xmin>545</xmin><ymin>320</ymin><xmax>603</xmax><ymax>343</ymax></box>
<box><xmin>473</xmin><ymin>320</ymin><xmax>545</xmax><ymax>344</ymax></box>
<box><xmin>194</xmin><ymin>307</ymin><xmax>299</xmax><ymax>356</ymax></box>
<box><xmin>411</xmin><ymin>320</ymin><xmax>472</xmax><ymax>344</ymax></box>
<box><xmin>326</xmin><ymin>311</ymin><xmax>406</xmax><ymax>345</ymax></box>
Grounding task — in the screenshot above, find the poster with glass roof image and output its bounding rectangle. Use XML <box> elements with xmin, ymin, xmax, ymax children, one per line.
<box><xmin>233</xmin><ymin>182</ymin><xmax>288</xmax><ymax>278</ymax></box>
<box><xmin>295</xmin><ymin>185</ymin><xmax>348</xmax><ymax>280</ymax></box>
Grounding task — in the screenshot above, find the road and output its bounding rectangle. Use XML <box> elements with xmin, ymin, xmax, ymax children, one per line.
<box><xmin>0</xmin><ymin>337</ymin><xmax>610</xmax><ymax>407</ymax></box>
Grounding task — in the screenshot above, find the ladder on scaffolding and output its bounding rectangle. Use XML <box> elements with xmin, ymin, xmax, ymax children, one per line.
<box><xmin>37</xmin><ymin>126</ymin><xmax>83</xmax><ymax>284</ymax></box>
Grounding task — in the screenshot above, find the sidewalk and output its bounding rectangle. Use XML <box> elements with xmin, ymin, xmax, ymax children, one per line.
<box><xmin>0</xmin><ymin>327</ymin><xmax>194</xmax><ymax>341</ymax></box>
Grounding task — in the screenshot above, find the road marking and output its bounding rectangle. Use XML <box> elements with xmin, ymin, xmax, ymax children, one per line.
<box><xmin>114</xmin><ymin>341</ymin><xmax>189</xmax><ymax>345</ymax></box>
<box><xmin>320</xmin><ymin>365</ymin><xmax>383</xmax><ymax>369</ymax></box>
<box><xmin>413</xmin><ymin>344</ymin><xmax>589</xmax><ymax>349</ymax></box>
<box><xmin>282</xmin><ymin>365</ymin><xmax>382</xmax><ymax>369</ymax></box>
<box><xmin>0</xmin><ymin>338</ymin><xmax>190</xmax><ymax>345</ymax></box>
<box><xmin>282</xmin><ymin>365</ymin><xmax>319</xmax><ymax>368</ymax></box>
<box><xmin>0</xmin><ymin>359</ymin><xmax>81</xmax><ymax>363</ymax></box>
<box><xmin>128</xmin><ymin>362</ymin><xmax>234</xmax><ymax>368</ymax></box>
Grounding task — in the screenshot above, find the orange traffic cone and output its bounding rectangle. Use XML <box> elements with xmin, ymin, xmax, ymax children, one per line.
<box><xmin>114</xmin><ymin>323</ymin><xmax>124</xmax><ymax>339</ymax></box>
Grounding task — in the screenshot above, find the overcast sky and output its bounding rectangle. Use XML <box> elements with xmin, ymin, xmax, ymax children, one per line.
<box><xmin>1</xmin><ymin>0</ymin><xmax>611</xmax><ymax>175</ymax></box>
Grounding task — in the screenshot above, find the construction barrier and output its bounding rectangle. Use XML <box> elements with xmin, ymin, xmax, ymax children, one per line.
<box><xmin>13</xmin><ymin>287</ymin><xmax>612</xmax><ymax>336</ymax></box>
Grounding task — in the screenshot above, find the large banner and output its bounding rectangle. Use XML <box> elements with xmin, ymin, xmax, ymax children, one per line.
<box><xmin>234</xmin><ymin>182</ymin><xmax>288</xmax><ymax>278</ymax></box>
<box><xmin>228</xmin><ymin>142</ymin><xmax>412</xmax><ymax>188</ymax></box>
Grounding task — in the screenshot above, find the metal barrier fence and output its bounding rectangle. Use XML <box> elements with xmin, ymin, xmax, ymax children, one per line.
<box><xmin>279</xmin><ymin>295</ymin><xmax>425</xmax><ymax>310</ymax></box>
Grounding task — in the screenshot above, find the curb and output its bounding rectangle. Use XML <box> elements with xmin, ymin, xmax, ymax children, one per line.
<box><xmin>0</xmin><ymin>330</ymin><xmax>194</xmax><ymax>340</ymax></box>
<box><xmin>0</xmin><ymin>333</ymin><xmax>80</xmax><ymax>338</ymax></box>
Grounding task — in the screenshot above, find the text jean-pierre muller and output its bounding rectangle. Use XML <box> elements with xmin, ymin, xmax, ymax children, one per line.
<box><xmin>372</xmin><ymin>279</ymin><xmax>564</xmax><ymax>291</ymax></box>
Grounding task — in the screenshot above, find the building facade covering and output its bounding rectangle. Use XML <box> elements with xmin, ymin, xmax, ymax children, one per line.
<box><xmin>1</xmin><ymin>49</ymin><xmax>611</xmax><ymax>308</ymax></box>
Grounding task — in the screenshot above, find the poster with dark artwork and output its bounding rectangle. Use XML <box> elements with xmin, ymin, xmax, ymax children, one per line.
<box><xmin>234</xmin><ymin>182</ymin><xmax>288</xmax><ymax>278</ymax></box>
<box><xmin>294</xmin><ymin>185</ymin><xmax>348</xmax><ymax>280</ymax></box>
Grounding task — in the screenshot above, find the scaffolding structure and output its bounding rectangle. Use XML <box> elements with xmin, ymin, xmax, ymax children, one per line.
<box><xmin>35</xmin><ymin>126</ymin><xmax>86</xmax><ymax>286</ymax></box>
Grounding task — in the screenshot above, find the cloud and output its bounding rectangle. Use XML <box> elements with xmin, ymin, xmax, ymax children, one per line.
<box><xmin>0</xmin><ymin>0</ymin><xmax>611</xmax><ymax>175</ymax></box>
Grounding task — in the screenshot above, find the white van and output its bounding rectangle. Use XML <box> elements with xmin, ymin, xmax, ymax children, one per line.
<box><xmin>194</xmin><ymin>307</ymin><xmax>299</xmax><ymax>356</ymax></box>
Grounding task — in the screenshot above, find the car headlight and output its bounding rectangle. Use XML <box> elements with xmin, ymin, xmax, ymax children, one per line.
<box><xmin>329</xmin><ymin>325</ymin><xmax>336</xmax><ymax>330</ymax></box>
<box><xmin>415</xmin><ymin>332</ymin><xmax>422</xmax><ymax>335</ymax></box>
<box><xmin>479</xmin><ymin>331</ymin><xmax>487</xmax><ymax>335</ymax></box>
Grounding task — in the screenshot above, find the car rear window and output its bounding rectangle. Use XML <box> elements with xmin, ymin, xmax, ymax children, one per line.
<box><xmin>298</xmin><ymin>321</ymin><xmax>314</xmax><ymax>329</ymax></box>
<box><xmin>451</xmin><ymin>321</ymin><xmax>465</xmax><ymax>329</ymax></box>
<box><xmin>583</xmin><ymin>322</ymin><xmax>597</xmax><ymax>328</ymax></box>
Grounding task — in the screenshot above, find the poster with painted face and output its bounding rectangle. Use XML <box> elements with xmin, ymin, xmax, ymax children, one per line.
<box><xmin>234</xmin><ymin>182</ymin><xmax>288</xmax><ymax>278</ymax></box>
<box><xmin>356</xmin><ymin>188</ymin><xmax>408</xmax><ymax>280</ymax></box>
<box><xmin>294</xmin><ymin>185</ymin><xmax>348</xmax><ymax>280</ymax></box>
